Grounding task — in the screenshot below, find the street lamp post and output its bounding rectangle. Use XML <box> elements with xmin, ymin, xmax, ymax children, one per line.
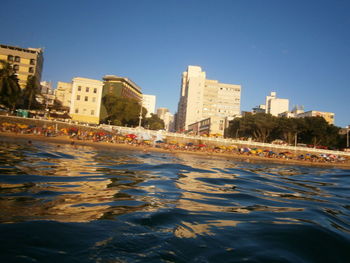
<box><xmin>138</xmin><ymin>102</ymin><xmax>143</xmax><ymax>128</ymax></box>
<box><xmin>347</xmin><ymin>126</ymin><xmax>349</xmax><ymax>148</ymax></box>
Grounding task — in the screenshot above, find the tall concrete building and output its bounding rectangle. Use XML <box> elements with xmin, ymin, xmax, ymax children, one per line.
<box><xmin>265</xmin><ymin>92</ymin><xmax>289</xmax><ymax>116</ymax></box>
<box><xmin>142</xmin><ymin>94</ymin><xmax>156</xmax><ymax>117</ymax></box>
<box><xmin>55</xmin><ymin>81</ymin><xmax>73</xmax><ymax>108</ymax></box>
<box><xmin>0</xmin><ymin>44</ymin><xmax>43</xmax><ymax>89</ymax></box>
<box><xmin>176</xmin><ymin>66</ymin><xmax>241</xmax><ymax>132</ymax></box>
<box><xmin>69</xmin><ymin>77</ymin><xmax>104</xmax><ymax>124</ymax></box>
<box><xmin>102</xmin><ymin>75</ymin><xmax>142</xmax><ymax>101</ymax></box>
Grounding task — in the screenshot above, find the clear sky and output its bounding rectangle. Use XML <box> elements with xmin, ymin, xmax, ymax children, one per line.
<box><xmin>1</xmin><ymin>0</ymin><xmax>349</xmax><ymax>127</ymax></box>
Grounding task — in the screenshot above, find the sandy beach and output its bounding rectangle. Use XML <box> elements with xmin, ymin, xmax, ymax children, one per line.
<box><xmin>1</xmin><ymin>131</ymin><xmax>350</xmax><ymax>169</ymax></box>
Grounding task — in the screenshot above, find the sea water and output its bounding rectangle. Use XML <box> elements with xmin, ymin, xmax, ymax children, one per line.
<box><xmin>0</xmin><ymin>138</ymin><xmax>349</xmax><ymax>262</ymax></box>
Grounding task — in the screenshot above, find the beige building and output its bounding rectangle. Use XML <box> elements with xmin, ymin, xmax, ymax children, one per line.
<box><xmin>176</xmin><ymin>66</ymin><xmax>241</xmax><ymax>132</ymax></box>
<box><xmin>69</xmin><ymin>77</ymin><xmax>103</xmax><ymax>124</ymax></box>
<box><xmin>142</xmin><ymin>94</ymin><xmax>156</xmax><ymax>117</ymax></box>
<box><xmin>265</xmin><ymin>92</ymin><xmax>289</xmax><ymax>116</ymax></box>
<box><xmin>55</xmin><ymin>81</ymin><xmax>73</xmax><ymax>108</ymax></box>
<box><xmin>188</xmin><ymin>116</ymin><xmax>226</xmax><ymax>137</ymax></box>
<box><xmin>297</xmin><ymin>110</ymin><xmax>335</xmax><ymax>125</ymax></box>
<box><xmin>0</xmin><ymin>44</ymin><xmax>43</xmax><ymax>89</ymax></box>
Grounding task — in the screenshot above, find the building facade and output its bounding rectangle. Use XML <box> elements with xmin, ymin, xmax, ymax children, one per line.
<box><xmin>0</xmin><ymin>44</ymin><xmax>44</xmax><ymax>89</ymax></box>
<box><xmin>102</xmin><ymin>75</ymin><xmax>142</xmax><ymax>101</ymax></box>
<box><xmin>265</xmin><ymin>92</ymin><xmax>289</xmax><ymax>116</ymax></box>
<box><xmin>176</xmin><ymin>66</ymin><xmax>241</xmax><ymax>132</ymax></box>
<box><xmin>39</xmin><ymin>81</ymin><xmax>55</xmax><ymax>108</ymax></box>
<box><xmin>142</xmin><ymin>94</ymin><xmax>156</xmax><ymax>117</ymax></box>
<box><xmin>69</xmin><ymin>77</ymin><xmax>103</xmax><ymax>124</ymax></box>
<box><xmin>188</xmin><ymin>116</ymin><xmax>226</xmax><ymax>137</ymax></box>
<box><xmin>296</xmin><ymin>110</ymin><xmax>335</xmax><ymax>125</ymax></box>
<box><xmin>55</xmin><ymin>81</ymin><xmax>73</xmax><ymax>108</ymax></box>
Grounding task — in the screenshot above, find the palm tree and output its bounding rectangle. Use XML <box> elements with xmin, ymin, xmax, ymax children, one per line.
<box><xmin>0</xmin><ymin>59</ymin><xmax>21</xmax><ymax>109</ymax></box>
<box><xmin>22</xmin><ymin>75</ymin><xmax>42</xmax><ymax>110</ymax></box>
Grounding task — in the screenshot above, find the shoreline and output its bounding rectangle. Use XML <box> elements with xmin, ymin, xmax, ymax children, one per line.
<box><xmin>1</xmin><ymin>132</ymin><xmax>350</xmax><ymax>169</ymax></box>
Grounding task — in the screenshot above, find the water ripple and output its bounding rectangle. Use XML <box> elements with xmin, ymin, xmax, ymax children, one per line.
<box><xmin>0</xmin><ymin>140</ymin><xmax>349</xmax><ymax>262</ymax></box>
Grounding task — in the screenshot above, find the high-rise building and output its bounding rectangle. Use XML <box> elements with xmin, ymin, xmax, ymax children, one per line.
<box><xmin>69</xmin><ymin>77</ymin><xmax>103</xmax><ymax>124</ymax></box>
<box><xmin>55</xmin><ymin>81</ymin><xmax>73</xmax><ymax>108</ymax></box>
<box><xmin>265</xmin><ymin>92</ymin><xmax>289</xmax><ymax>116</ymax></box>
<box><xmin>176</xmin><ymin>66</ymin><xmax>241</xmax><ymax>132</ymax></box>
<box><xmin>0</xmin><ymin>44</ymin><xmax>44</xmax><ymax>89</ymax></box>
<box><xmin>142</xmin><ymin>94</ymin><xmax>156</xmax><ymax>117</ymax></box>
<box><xmin>102</xmin><ymin>75</ymin><xmax>142</xmax><ymax>101</ymax></box>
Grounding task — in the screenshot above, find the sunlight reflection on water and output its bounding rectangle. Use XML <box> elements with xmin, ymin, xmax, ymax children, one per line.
<box><xmin>0</xmin><ymin>139</ymin><xmax>349</xmax><ymax>262</ymax></box>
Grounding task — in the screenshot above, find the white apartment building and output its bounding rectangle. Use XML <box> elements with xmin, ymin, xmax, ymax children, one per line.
<box><xmin>142</xmin><ymin>94</ymin><xmax>156</xmax><ymax>117</ymax></box>
<box><xmin>69</xmin><ymin>77</ymin><xmax>103</xmax><ymax>124</ymax></box>
<box><xmin>176</xmin><ymin>66</ymin><xmax>241</xmax><ymax>132</ymax></box>
<box><xmin>156</xmin><ymin>108</ymin><xmax>174</xmax><ymax>132</ymax></box>
<box><xmin>265</xmin><ymin>92</ymin><xmax>289</xmax><ymax>116</ymax></box>
<box><xmin>55</xmin><ymin>81</ymin><xmax>72</xmax><ymax>108</ymax></box>
<box><xmin>39</xmin><ymin>81</ymin><xmax>55</xmax><ymax>107</ymax></box>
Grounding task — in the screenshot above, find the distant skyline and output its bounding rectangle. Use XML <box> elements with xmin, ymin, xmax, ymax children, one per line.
<box><xmin>1</xmin><ymin>0</ymin><xmax>349</xmax><ymax>127</ymax></box>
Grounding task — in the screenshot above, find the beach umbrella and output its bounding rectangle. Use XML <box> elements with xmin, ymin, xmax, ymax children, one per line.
<box><xmin>126</xmin><ymin>134</ymin><xmax>137</xmax><ymax>139</ymax></box>
<box><xmin>198</xmin><ymin>144</ymin><xmax>206</xmax><ymax>147</ymax></box>
<box><xmin>187</xmin><ymin>142</ymin><xmax>194</xmax><ymax>146</ymax></box>
<box><xmin>156</xmin><ymin>140</ymin><xmax>164</xmax><ymax>143</ymax></box>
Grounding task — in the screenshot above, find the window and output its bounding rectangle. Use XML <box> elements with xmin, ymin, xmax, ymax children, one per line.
<box><xmin>86</xmin><ymin>87</ymin><xmax>89</xmax><ymax>92</ymax></box>
<box><xmin>29</xmin><ymin>67</ymin><xmax>34</xmax><ymax>73</ymax></box>
<box><xmin>92</xmin><ymin>97</ymin><xmax>96</xmax><ymax>102</ymax></box>
<box><xmin>7</xmin><ymin>55</ymin><xmax>13</xmax><ymax>61</ymax></box>
<box><xmin>13</xmin><ymin>64</ymin><xmax>19</xmax><ymax>72</ymax></box>
<box><xmin>75</xmin><ymin>109</ymin><xmax>79</xmax><ymax>113</ymax></box>
<box><xmin>93</xmin><ymin>88</ymin><xmax>97</xmax><ymax>93</ymax></box>
<box><xmin>30</xmin><ymin>59</ymin><xmax>35</xmax><ymax>65</ymax></box>
<box><xmin>84</xmin><ymin>96</ymin><xmax>88</xmax><ymax>101</ymax></box>
<box><xmin>91</xmin><ymin>110</ymin><xmax>95</xmax><ymax>115</ymax></box>
<box><xmin>77</xmin><ymin>95</ymin><xmax>80</xmax><ymax>100</ymax></box>
<box><xmin>78</xmin><ymin>86</ymin><xmax>81</xmax><ymax>91</ymax></box>
<box><xmin>14</xmin><ymin>56</ymin><xmax>20</xmax><ymax>62</ymax></box>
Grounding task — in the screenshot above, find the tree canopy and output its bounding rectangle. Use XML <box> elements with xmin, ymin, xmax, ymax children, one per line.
<box><xmin>144</xmin><ymin>113</ymin><xmax>165</xmax><ymax>130</ymax></box>
<box><xmin>0</xmin><ymin>60</ymin><xmax>21</xmax><ymax>109</ymax></box>
<box><xmin>102</xmin><ymin>94</ymin><xmax>147</xmax><ymax>127</ymax></box>
<box><xmin>226</xmin><ymin>113</ymin><xmax>344</xmax><ymax>149</ymax></box>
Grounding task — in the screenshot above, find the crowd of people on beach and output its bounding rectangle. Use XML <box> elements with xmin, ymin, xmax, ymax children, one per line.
<box><xmin>1</xmin><ymin>121</ymin><xmax>349</xmax><ymax>165</ymax></box>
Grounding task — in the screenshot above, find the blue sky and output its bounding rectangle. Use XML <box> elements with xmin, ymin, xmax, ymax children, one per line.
<box><xmin>1</xmin><ymin>0</ymin><xmax>349</xmax><ymax>127</ymax></box>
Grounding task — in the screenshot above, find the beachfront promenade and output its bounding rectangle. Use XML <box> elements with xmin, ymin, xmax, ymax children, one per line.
<box><xmin>1</xmin><ymin>115</ymin><xmax>348</xmax><ymax>157</ymax></box>
<box><xmin>109</xmin><ymin>124</ymin><xmax>350</xmax><ymax>157</ymax></box>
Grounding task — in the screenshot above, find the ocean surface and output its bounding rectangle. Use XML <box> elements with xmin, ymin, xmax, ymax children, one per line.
<box><xmin>0</xmin><ymin>138</ymin><xmax>349</xmax><ymax>263</ymax></box>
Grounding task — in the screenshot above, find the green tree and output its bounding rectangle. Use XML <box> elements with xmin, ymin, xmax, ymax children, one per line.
<box><xmin>0</xmin><ymin>59</ymin><xmax>21</xmax><ymax>109</ymax></box>
<box><xmin>252</xmin><ymin>113</ymin><xmax>277</xmax><ymax>142</ymax></box>
<box><xmin>144</xmin><ymin>113</ymin><xmax>165</xmax><ymax>130</ymax></box>
<box><xmin>102</xmin><ymin>94</ymin><xmax>147</xmax><ymax>126</ymax></box>
<box><xmin>274</xmin><ymin>117</ymin><xmax>299</xmax><ymax>144</ymax></box>
<box><xmin>21</xmin><ymin>75</ymin><xmax>42</xmax><ymax>110</ymax></box>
